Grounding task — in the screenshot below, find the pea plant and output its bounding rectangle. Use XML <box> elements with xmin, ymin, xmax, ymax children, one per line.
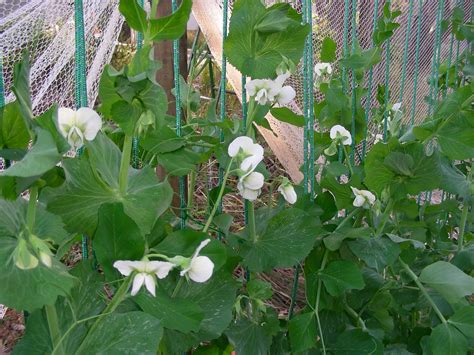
<box><xmin>0</xmin><ymin>0</ymin><xmax>473</xmax><ymax>354</ymax></box>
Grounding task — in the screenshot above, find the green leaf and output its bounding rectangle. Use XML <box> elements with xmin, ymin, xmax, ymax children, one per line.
<box><xmin>212</xmin><ymin>213</ymin><xmax>233</xmax><ymax>236</ymax></box>
<box><xmin>34</xmin><ymin>106</ymin><xmax>70</xmax><ymax>154</ymax></box>
<box><xmin>224</xmin><ymin>0</ymin><xmax>309</xmax><ymax>78</ymax></box>
<box><xmin>320</xmin><ymin>37</ymin><xmax>337</xmax><ymax>62</ymax></box>
<box><xmin>225</xmin><ymin>318</ymin><xmax>274</xmax><ymax>355</ymax></box>
<box><xmin>136</xmin><ymin>292</ymin><xmax>204</xmax><ymax>333</ymax></box>
<box><xmin>119</xmin><ymin>0</ymin><xmax>148</xmax><ymax>33</ymax></box>
<box><xmin>419</xmin><ymin>261</ymin><xmax>474</xmax><ymax>304</ymax></box>
<box><xmin>98</xmin><ymin>65</ymin><xmax>123</xmax><ymax>117</ymax></box>
<box><xmin>2</xmin><ymin>128</ymin><xmax>61</xmax><ymax>178</ymax></box>
<box><xmin>160</xmin><ymin>270</ymin><xmax>237</xmax><ymax>351</ymax></box>
<box><xmin>448</xmin><ymin>306</ymin><xmax>474</xmax><ymax>338</ymax></box>
<box><xmin>94</xmin><ymin>203</ymin><xmax>145</xmax><ymax>280</ymax></box>
<box><xmin>11</xmin><ymin>53</ymin><xmax>34</xmax><ymax>129</ymax></box>
<box><xmin>289</xmin><ymin>312</ymin><xmax>317</xmax><ymax>352</ymax></box>
<box><xmin>348</xmin><ymin>237</ymin><xmax>400</xmax><ymax>272</ymax></box>
<box><xmin>85</xmin><ymin>132</ymin><xmax>121</xmax><ymax>188</ymax></box>
<box><xmin>254</xmin><ymin>5</ymin><xmax>295</xmax><ymax>33</ymax></box>
<box><xmin>157</xmin><ymin>147</ymin><xmax>202</xmax><ymax>176</ymax></box>
<box><xmin>333</xmin><ymin>329</ymin><xmax>379</xmax><ymax>355</ymax></box>
<box><xmin>324</xmin><ymin>227</ymin><xmax>372</xmax><ymax>251</ymax></box>
<box><xmin>141</xmin><ymin>126</ymin><xmax>186</xmax><ymax>154</ymax></box>
<box><xmin>320</xmin><ymin>260</ymin><xmax>365</xmax><ymax>297</ymax></box>
<box><xmin>340</xmin><ymin>47</ymin><xmax>382</xmax><ymax>70</ymax></box>
<box><xmin>188</xmin><ymin>271</ymin><xmax>238</xmax><ymax>332</ymax></box>
<box><xmin>110</xmin><ymin>100</ymin><xmax>143</xmax><ymax>136</ymax></box>
<box><xmin>247</xmin><ymin>279</ymin><xmax>273</xmax><ymax>301</ymax></box>
<box><xmin>139</xmin><ymin>80</ymin><xmax>168</xmax><ymax>124</ymax></box>
<box><xmin>77</xmin><ymin>311</ymin><xmax>163</xmax><ymax>355</ymax></box>
<box><xmin>149</xmin><ymin>0</ymin><xmax>192</xmax><ymax>41</ymax></box>
<box><xmin>0</xmin><ymin>101</ymin><xmax>30</xmax><ymax>150</ymax></box>
<box><xmin>0</xmin><ymin>199</ymin><xmax>74</xmax><ymax>311</ymax></box>
<box><xmin>14</xmin><ymin>262</ymin><xmax>107</xmax><ymax>354</ymax></box>
<box><xmin>0</xmin><ymin>237</ymin><xmax>76</xmax><ymax>311</ymax></box>
<box><xmin>270</xmin><ymin>107</ymin><xmax>305</xmax><ymax>127</ymax></box>
<box><xmin>384</xmin><ymin>152</ymin><xmax>415</xmax><ymax>176</ymax></box>
<box><xmin>364</xmin><ymin>139</ymin><xmax>440</xmax><ymax>197</ymax></box>
<box><xmin>241</xmin><ymin>208</ymin><xmax>321</xmax><ymax>272</ymax></box>
<box><xmin>429</xmin><ymin>323</ymin><xmax>468</xmax><ymax>355</ymax></box>
<box><xmin>44</xmin><ymin>151</ymin><xmax>173</xmax><ymax>236</ymax></box>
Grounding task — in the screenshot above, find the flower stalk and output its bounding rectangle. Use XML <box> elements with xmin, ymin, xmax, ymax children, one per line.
<box><xmin>119</xmin><ymin>135</ymin><xmax>133</xmax><ymax>193</ymax></box>
<box><xmin>248</xmin><ymin>202</ymin><xmax>257</xmax><ymax>243</ymax></box>
<box><xmin>375</xmin><ymin>200</ymin><xmax>395</xmax><ymax>237</ymax></box>
<box><xmin>203</xmin><ymin>158</ymin><xmax>234</xmax><ymax>233</ymax></box>
<box><xmin>27</xmin><ymin>186</ymin><xmax>38</xmax><ymax>231</ymax></box>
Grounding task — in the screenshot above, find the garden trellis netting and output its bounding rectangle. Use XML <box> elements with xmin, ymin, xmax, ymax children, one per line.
<box><xmin>194</xmin><ymin>0</ymin><xmax>472</xmax><ymax>182</ymax></box>
<box><xmin>0</xmin><ymin>0</ymin><xmax>472</xmax><ymax>180</ymax></box>
<box><xmin>0</xmin><ymin>0</ymin><xmax>124</xmax><ymax>169</ymax></box>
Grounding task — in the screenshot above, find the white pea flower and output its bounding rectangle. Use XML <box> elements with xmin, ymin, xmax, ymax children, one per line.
<box><xmin>58</xmin><ymin>107</ymin><xmax>102</xmax><ymax>149</ymax></box>
<box><xmin>228</xmin><ymin>136</ymin><xmax>264</xmax><ymax>172</ymax></box>
<box><xmin>278</xmin><ymin>178</ymin><xmax>297</xmax><ymax>204</ymax></box>
<box><xmin>351</xmin><ymin>186</ymin><xmax>376</xmax><ymax>209</ymax></box>
<box><xmin>246</xmin><ymin>72</ymin><xmax>295</xmax><ymax>106</ymax></box>
<box><xmin>245</xmin><ymin>79</ymin><xmax>276</xmax><ymax>106</ymax></box>
<box><xmin>330</xmin><ymin>125</ymin><xmax>352</xmax><ymax>146</ymax></box>
<box><xmin>180</xmin><ymin>239</ymin><xmax>214</xmax><ymax>283</ymax></box>
<box><xmin>374</xmin><ymin>134</ymin><xmax>384</xmax><ymax>144</ymax></box>
<box><xmin>391</xmin><ymin>102</ymin><xmax>402</xmax><ymax>113</ymax></box>
<box><xmin>314</xmin><ymin>62</ymin><xmax>333</xmax><ymax>76</ymax></box>
<box><xmin>237</xmin><ymin>171</ymin><xmax>264</xmax><ymax>201</ymax></box>
<box><xmin>113</xmin><ymin>260</ymin><xmax>175</xmax><ymax>297</ymax></box>
<box><xmin>273</xmin><ymin>72</ymin><xmax>296</xmax><ymax>105</ymax></box>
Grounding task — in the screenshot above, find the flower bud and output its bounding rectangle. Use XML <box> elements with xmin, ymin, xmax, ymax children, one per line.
<box><xmin>29</xmin><ymin>234</ymin><xmax>53</xmax><ymax>268</ymax></box>
<box><xmin>13</xmin><ymin>239</ymin><xmax>39</xmax><ymax>270</ymax></box>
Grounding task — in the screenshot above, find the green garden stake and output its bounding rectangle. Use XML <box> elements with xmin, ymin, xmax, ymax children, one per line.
<box><xmin>75</xmin><ymin>0</ymin><xmax>89</xmax><ymax>260</ymax></box>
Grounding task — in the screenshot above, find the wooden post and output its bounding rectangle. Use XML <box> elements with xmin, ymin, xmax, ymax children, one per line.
<box><xmin>154</xmin><ymin>0</ymin><xmax>188</xmax><ymax>209</ymax></box>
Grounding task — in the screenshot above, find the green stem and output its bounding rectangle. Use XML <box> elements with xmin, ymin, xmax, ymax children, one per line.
<box><xmin>344</xmin><ymin>303</ymin><xmax>367</xmax><ymax>331</ymax></box>
<box><xmin>399</xmin><ymin>258</ymin><xmax>447</xmax><ymax>324</ymax></box>
<box><xmin>375</xmin><ymin>200</ymin><xmax>395</xmax><ymax>237</ymax></box>
<box><xmin>119</xmin><ymin>135</ymin><xmax>133</xmax><ymax>194</ymax></box>
<box><xmin>187</xmin><ymin>170</ymin><xmax>196</xmax><ymax>213</ymax></box>
<box><xmin>336</xmin><ymin>208</ymin><xmax>360</xmax><ymax>231</ymax></box>
<box><xmin>76</xmin><ymin>277</ymin><xmax>132</xmax><ymax>353</ymax></box>
<box><xmin>457</xmin><ymin>202</ymin><xmax>470</xmax><ymax>252</ymax></box>
<box><xmin>45</xmin><ymin>305</ymin><xmax>64</xmax><ymax>355</ymax></box>
<box><xmin>27</xmin><ymin>186</ymin><xmax>38</xmax><ymax>231</ymax></box>
<box><xmin>248</xmin><ymin>202</ymin><xmax>257</xmax><ymax>242</ymax></box>
<box><xmin>171</xmin><ymin>277</ymin><xmax>185</xmax><ymax>298</ymax></box>
<box><xmin>51</xmin><ymin>312</ymin><xmax>114</xmax><ymax>355</ymax></box>
<box><xmin>315</xmin><ymin>250</ymin><xmax>329</xmax><ymax>354</ymax></box>
<box><xmin>245</xmin><ymin>100</ymin><xmax>257</xmax><ymax>136</ymax></box>
<box><xmin>342</xmin><ymin>144</ymin><xmax>354</xmax><ymax>176</ymax></box>
<box><xmin>203</xmin><ymin>158</ymin><xmax>234</xmax><ymax>233</ymax></box>
<box><xmin>267</xmin><ymin>181</ymin><xmax>277</xmax><ymax>213</ymax></box>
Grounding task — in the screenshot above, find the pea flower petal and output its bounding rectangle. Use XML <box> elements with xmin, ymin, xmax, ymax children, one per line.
<box><xmin>329</xmin><ymin>125</ymin><xmax>352</xmax><ymax>146</ymax></box>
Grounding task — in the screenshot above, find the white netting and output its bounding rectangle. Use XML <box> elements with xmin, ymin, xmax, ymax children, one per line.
<box><xmin>205</xmin><ymin>0</ymin><xmax>471</xmax><ymax>174</ymax></box>
<box><xmin>0</xmin><ymin>0</ymin><xmax>123</xmax><ymax>113</ymax></box>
